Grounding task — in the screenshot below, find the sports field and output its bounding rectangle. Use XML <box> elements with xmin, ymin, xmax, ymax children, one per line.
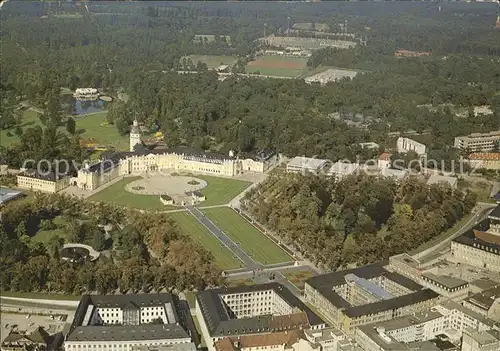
<box><xmin>88</xmin><ymin>177</ymin><xmax>171</xmax><ymax>210</ymax></box>
<box><xmin>75</xmin><ymin>112</ymin><xmax>129</xmax><ymax>151</ymax></box>
<box><xmin>195</xmin><ymin>175</ymin><xmax>251</xmax><ymax>206</ymax></box>
<box><xmin>169</xmin><ymin>212</ymin><xmax>242</xmax><ymax>270</ymax></box>
<box><xmin>182</xmin><ymin>55</ymin><xmax>238</xmax><ymax>69</ymax></box>
<box><xmin>203</xmin><ymin>208</ymin><xmax>293</xmax><ymax>265</ymax></box>
<box><xmin>245</xmin><ymin>55</ymin><xmax>309</xmax><ymax>77</ymax></box>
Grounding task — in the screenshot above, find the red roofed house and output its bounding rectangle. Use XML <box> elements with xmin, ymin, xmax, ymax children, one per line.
<box><xmin>378</xmin><ymin>153</ymin><xmax>392</xmax><ymax>169</ymax></box>
<box><xmin>468</xmin><ymin>153</ymin><xmax>500</xmax><ymax>170</ymax></box>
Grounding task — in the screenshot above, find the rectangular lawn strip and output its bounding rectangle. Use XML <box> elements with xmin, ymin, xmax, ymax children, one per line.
<box><xmin>203</xmin><ymin>207</ymin><xmax>293</xmax><ymax>265</ymax></box>
<box><xmin>0</xmin><ymin>291</ymin><xmax>80</xmax><ymax>301</ymax></box>
<box><xmin>75</xmin><ymin>112</ymin><xmax>129</xmax><ymax>151</ymax></box>
<box><xmin>283</xmin><ymin>270</ymin><xmax>316</xmax><ymax>290</ymax></box>
<box><xmin>88</xmin><ymin>177</ymin><xmax>173</xmax><ymax>210</ymax></box>
<box><xmin>169</xmin><ymin>212</ymin><xmax>243</xmax><ymax>270</ymax></box>
<box><xmin>195</xmin><ymin>175</ymin><xmax>251</xmax><ymax>206</ymax></box>
<box><xmin>225</xmin><ymin>278</ymin><xmax>255</xmax><ymax>288</ymax></box>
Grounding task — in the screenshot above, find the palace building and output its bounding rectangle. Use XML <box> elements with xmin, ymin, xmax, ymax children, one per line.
<box><xmin>75</xmin><ymin>120</ymin><xmax>277</xmax><ymax>191</ymax></box>
<box><xmin>17</xmin><ymin>169</ymin><xmax>70</xmax><ymax>193</ymax></box>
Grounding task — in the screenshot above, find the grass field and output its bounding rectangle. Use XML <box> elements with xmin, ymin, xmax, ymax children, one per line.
<box><xmin>31</xmin><ymin>216</ymin><xmax>69</xmax><ymax>244</ymax></box>
<box><xmin>458</xmin><ymin>179</ymin><xmax>493</xmax><ymax>202</ymax></box>
<box><xmin>75</xmin><ymin>112</ymin><xmax>129</xmax><ymax>151</ymax></box>
<box><xmin>225</xmin><ymin>278</ymin><xmax>255</xmax><ymax>288</ymax></box>
<box><xmin>182</xmin><ymin>55</ymin><xmax>238</xmax><ymax>69</ymax></box>
<box><xmin>203</xmin><ymin>208</ymin><xmax>293</xmax><ymax>265</ymax></box>
<box><xmin>88</xmin><ymin>177</ymin><xmax>172</xmax><ymax>210</ymax></box>
<box><xmin>284</xmin><ymin>270</ymin><xmax>316</xmax><ymax>291</ymax></box>
<box><xmin>245</xmin><ymin>55</ymin><xmax>309</xmax><ymax>77</ymax></box>
<box><xmin>169</xmin><ymin>212</ymin><xmax>242</xmax><ymax>270</ymax></box>
<box><xmin>0</xmin><ymin>110</ymin><xmax>42</xmax><ymax>147</ymax></box>
<box><xmin>195</xmin><ymin>175</ymin><xmax>251</xmax><ymax>206</ymax></box>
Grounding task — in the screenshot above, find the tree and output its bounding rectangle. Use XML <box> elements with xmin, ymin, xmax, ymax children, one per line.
<box><xmin>92</xmin><ymin>230</ymin><xmax>106</xmax><ymax>251</ymax></box>
<box><xmin>115</xmin><ymin>118</ymin><xmax>129</xmax><ymax>135</ymax></box>
<box><xmin>66</xmin><ymin>116</ymin><xmax>76</xmax><ymax>134</ymax></box>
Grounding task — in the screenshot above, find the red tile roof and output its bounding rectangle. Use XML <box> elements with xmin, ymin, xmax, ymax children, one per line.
<box><xmin>379</xmin><ymin>152</ymin><xmax>391</xmax><ymax>161</ymax></box>
<box><xmin>468</xmin><ymin>153</ymin><xmax>500</xmax><ymax>161</ymax></box>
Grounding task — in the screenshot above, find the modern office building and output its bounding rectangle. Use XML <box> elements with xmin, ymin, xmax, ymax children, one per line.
<box><xmin>304</xmin><ymin>263</ymin><xmax>440</xmax><ymax>336</ymax></box>
<box><xmin>397</xmin><ymin>137</ymin><xmax>426</xmax><ymax>156</ymax></box>
<box><xmin>454</xmin><ymin>131</ymin><xmax>500</xmax><ymax>152</ymax></box>
<box><xmin>451</xmin><ymin>206</ymin><xmax>500</xmax><ymax>272</ymax></box>
<box><xmin>195</xmin><ymin>283</ymin><xmax>326</xmax><ymax>351</ymax></box>
<box><xmin>65</xmin><ymin>294</ymin><xmax>193</xmax><ymax>351</ymax></box>
<box><xmin>17</xmin><ymin>169</ymin><xmax>70</xmax><ymax>193</ymax></box>
<box><xmin>286</xmin><ymin>156</ymin><xmax>327</xmax><ymax>174</ymax></box>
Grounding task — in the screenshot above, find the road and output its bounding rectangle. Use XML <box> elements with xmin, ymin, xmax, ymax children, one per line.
<box><xmin>414</xmin><ymin>203</ymin><xmax>497</xmax><ymax>262</ymax></box>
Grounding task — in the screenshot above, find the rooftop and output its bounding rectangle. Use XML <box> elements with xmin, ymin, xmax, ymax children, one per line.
<box><xmin>67</xmin><ymin>324</ymin><xmax>190</xmax><ymax>342</ymax></box>
<box><xmin>18</xmin><ymin>169</ymin><xmax>66</xmax><ymax>182</ymax></box>
<box><xmin>328</xmin><ymin>161</ymin><xmax>359</xmax><ymax>176</ymax></box>
<box><xmin>422</xmin><ymin>272</ymin><xmax>468</xmax><ymax>290</ymax></box>
<box><xmin>453</xmin><ymin>218</ymin><xmax>500</xmax><ymax>254</ymax></box>
<box><xmin>0</xmin><ymin>186</ymin><xmax>23</xmax><ymax>205</ymax></box>
<box><xmin>465</xmin><ymin>285</ymin><xmax>500</xmax><ymax>311</ymax></box>
<box><xmin>380</xmin><ymin>168</ymin><xmax>408</xmax><ymax>180</ymax></box>
<box><xmin>287</xmin><ymin>157</ymin><xmax>327</xmax><ymax>170</ymax></box>
<box><xmin>214</xmin><ymin>330</ymin><xmax>303</xmax><ymax>351</ymax></box>
<box><xmin>345</xmin><ymin>273</ymin><xmax>393</xmax><ymax>300</ymax></box>
<box><xmin>468</xmin><ymin>153</ymin><xmax>500</xmax><ymax>161</ymax></box>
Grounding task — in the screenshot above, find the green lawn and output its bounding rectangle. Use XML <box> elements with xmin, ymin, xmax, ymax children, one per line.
<box><xmin>75</xmin><ymin>112</ymin><xmax>129</xmax><ymax>151</ymax></box>
<box><xmin>88</xmin><ymin>177</ymin><xmax>173</xmax><ymax>210</ymax></box>
<box><xmin>196</xmin><ymin>175</ymin><xmax>251</xmax><ymax>206</ymax></box>
<box><xmin>169</xmin><ymin>212</ymin><xmax>242</xmax><ymax>270</ymax></box>
<box><xmin>0</xmin><ymin>110</ymin><xmax>42</xmax><ymax>147</ymax></box>
<box><xmin>225</xmin><ymin>278</ymin><xmax>255</xmax><ymax>288</ymax></box>
<box><xmin>0</xmin><ymin>291</ymin><xmax>80</xmax><ymax>301</ymax></box>
<box><xmin>203</xmin><ymin>207</ymin><xmax>293</xmax><ymax>265</ymax></box>
<box><xmin>183</xmin><ymin>55</ymin><xmax>238</xmax><ymax>69</ymax></box>
<box><xmin>284</xmin><ymin>270</ymin><xmax>316</xmax><ymax>291</ymax></box>
<box><xmin>31</xmin><ymin>216</ymin><xmax>69</xmax><ymax>244</ymax></box>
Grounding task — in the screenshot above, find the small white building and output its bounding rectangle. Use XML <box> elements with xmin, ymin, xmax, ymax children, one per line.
<box><xmin>397</xmin><ymin>137</ymin><xmax>426</xmax><ymax>156</ymax></box>
<box><xmin>286</xmin><ymin>157</ymin><xmax>327</xmax><ymax>174</ymax></box>
<box><xmin>327</xmin><ymin>161</ymin><xmax>359</xmax><ymax>180</ymax></box>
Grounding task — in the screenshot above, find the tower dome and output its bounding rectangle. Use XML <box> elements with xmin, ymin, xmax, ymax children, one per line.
<box><xmin>130</xmin><ymin>118</ymin><xmax>142</xmax><ymax>152</ymax></box>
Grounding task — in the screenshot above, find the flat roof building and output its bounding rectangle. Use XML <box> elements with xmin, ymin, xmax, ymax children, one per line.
<box><xmin>454</xmin><ymin>131</ymin><xmax>500</xmax><ymax>152</ymax></box>
<box><xmin>286</xmin><ymin>157</ymin><xmax>327</xmax><ymax>174</ymax></box>
<box><xmin>327</xmin><ymin>161</ymin><xmax>359</xmax><ymax>180</ymax></box>
<box><xmin>0</xmin><ymin>187</ymin><xmax>24</xmax><ymax>205</ymax></box>
<box><xmin>397</xmin><ymin>137</ymin><xmax>426</xmax><ymax>156</ymax></box>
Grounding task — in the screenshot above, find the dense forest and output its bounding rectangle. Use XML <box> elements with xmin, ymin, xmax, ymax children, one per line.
<box><xmin>0</xmin><ymin>193</ymin><xmax>222</xmax><ymax>294</ymax></box>
<box><xmin>243</xmin><ymin>171</ymin><xmax>477</xmax><ymax>270</ymax></box>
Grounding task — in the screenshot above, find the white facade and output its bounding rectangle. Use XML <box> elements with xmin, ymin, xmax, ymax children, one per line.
<box><xmin>65</xmin><ymin>337</ymin><xmax>191</xmax><ymax>351</ymax></box>
<box><xmin>451</xmin><ymin>241</ymin><xmax>500</xmax><ymax>273</ymax></box>
<box><xmin>397</xmin><ymin>137</ymin><xmax>426</xmax><ymax>156</ymax></box>
<box><xmin>130</xmin><ymin>119</ymin><xmax>142</xmax><ymax>152</ymax></box>
<box><xmin>454</xmin><ymin>131</ymin><xmax>500</xmax><ymax>152</ymax></box>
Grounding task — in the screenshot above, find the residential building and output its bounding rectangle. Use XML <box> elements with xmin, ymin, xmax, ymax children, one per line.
<box><xmin>195</xmin><ymin>283</ymin><xmax>326</xmax><ymax>351</ymax></box>
<box><xmin>461</xmin><ymin>328</ymin><xmax>500</xmax><ymax>351</ymax></box>
<box><xmin>1</xmin><ymin>327</ymin><xmax>55</xmax><ymax>351</ymax></box>
<box><xmin>0</xmin><ymin>187</ymin><xmax>23</xmax><ymax>205</ymax></box>
<box><xmin>397</xmin><ymin>137</ymin><xmax>426</xmax><ymax>156</ymax></box>
<box><xmin>65</xmin><ymin>294</ymin><xmax>193</xmax><ymax>351</ymax></box>
<box><xmin>450</xmin><ymin>206</ymin><xmax>500</xmax><ymax>272</ymax></box>
<box><xmin>17</xmin><ymin>169</ymin><xmax>70</xmax><ymax>193</ymax></box>
<box><xmin>214</xmin><ymin>330</ymin><xmax>303</xmax><ymax>351</ymax></box>
<box><xmin>304</xmin><ymin>263</ymin><xmax>440</xmax><ymax>336</ymax></box>
<box><xmin>286</xmin><ymin>157</ymin><xmax>327</xmax><ymax>174</ymax></box>
<box><xmin>454</xmin><ymin>132</ymin><xmax>500</xmax><ymax>152</ymax></box>
<box><xmin>462</xmin><ymin>285</ymin><xmax>500</xmax><ymax>323</ymax></box>
<box><xmin>426</xmin><ymin>175</ymin><xmax>458</xmax><ymax>189</ymax></box>
<box><xmin>240</xmin><ymin>149</ymin><xmax>278</xmax><ymax>173</ymax></box>
<box><xmin>327</xmin><ymin>161</ymin><xmax>359</xmax><ymax>180</ymax></box>
<box><xmin>468</xmin><ymin>153</ymin><xmax>500</xmax><ymax>170</ymax></box>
